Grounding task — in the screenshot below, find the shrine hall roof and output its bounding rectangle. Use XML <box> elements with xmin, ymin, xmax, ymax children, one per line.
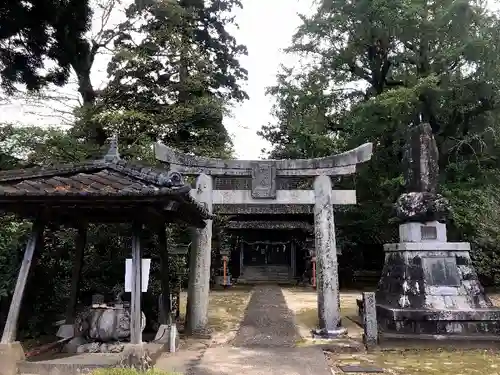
<box><xmin>0</xmin><ymin>138</ymin><xmax>212</xmax><ymax>226</ymax></box>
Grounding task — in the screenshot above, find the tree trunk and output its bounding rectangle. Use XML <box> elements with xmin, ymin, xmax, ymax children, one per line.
<box><xmin>71</xmin><ymin>42</ymin><xmax>107</xmax><ymax>146</ymax></box>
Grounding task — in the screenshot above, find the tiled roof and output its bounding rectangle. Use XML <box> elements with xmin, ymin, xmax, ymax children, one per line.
<box><xmin>0</xmin><ymin>155</ymin><xmax>212</xmax><ymax>223</ymax></box>
<box><xmin>0</xmin><ymin>160</ymin><xmax>179</xmax><ymax>195</ymax></box>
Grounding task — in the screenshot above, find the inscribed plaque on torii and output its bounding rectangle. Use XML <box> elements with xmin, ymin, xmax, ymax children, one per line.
<box><xmin>251</xmin><ymin>162</ymin><xmax>277</xmax><ymax>199</ymax></box>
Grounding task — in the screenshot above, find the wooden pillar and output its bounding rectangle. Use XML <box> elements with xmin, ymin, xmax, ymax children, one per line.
<box><xmin>1</xmin><ymin>219</ymin><xmax>43</xmax><ymax>344</ymax></box>
<box><xmin>130</xmin><ymin>223</ymin><xmax>143</xmax><ymax>344</ymax></box>
<box><xmin>290</xmin><ymin>241</ymin><xmax>296</xmax><ymax>277</ymax></box>
<box><xmin>158</xmin><ymin>226</ymin><xmax>171</xmax><ymax>325</ymax></box>
<box><xmin>313</xmin><ymin>175</ymin><xmax>344</xmax><ymax>336</ymax></box>
<box><xmin>186</xmin><ymin>173</ymin><xmax>213</xmax><ymax>334</ymax></box>
<box><xmin>65</xmin><ymin>225</ymin><xmax>87</xmax><ymax>324</ymax></box>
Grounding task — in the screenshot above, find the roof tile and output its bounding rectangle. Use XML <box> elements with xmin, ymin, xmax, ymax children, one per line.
<box><xmin>0</xmin><ymin>159</ymin><xmax>212</xmax><ymax>221</ymax></box>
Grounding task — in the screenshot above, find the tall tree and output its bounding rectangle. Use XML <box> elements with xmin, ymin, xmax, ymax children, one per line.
<box><xmin>0</xmin><ymin>0</ymin><xmax>92</xmax><ymax>93</ymax></box>
<box><xmin>2</xmin><ymin>0</ymin><xmax>127</xmax><ymax>126</ymax></box>
<box><xmin>261</xmin><ymin>0</ymin><xmax>500</xmax><ymax>280</ymax></box>
<box><xmin>86</xmin><ymin>0</ymin><xmax>248</xmax><ymax>154</ymax></box>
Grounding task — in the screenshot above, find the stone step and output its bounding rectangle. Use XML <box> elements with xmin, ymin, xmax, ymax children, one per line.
<box><xmin>241</xmin><ymin>274</ymin><xmax>291</xmax><ymax>278</ymax></box>
<box><xmin>242</xmin><ymin>267</ymin><xmax>291</xmax><ymax>272</ymax></box>
<box><xmin>17</xmin><ymin>356</ymin><xmax>120</xmax><ymax>375</ymax></box>
<box><xmin>240</xmin><ymin>275</ymin><xmax>292</xmax><ymax>280</ymax></box>
<box><xmin>242</xmin><ymin>271</ymin><xmax>291</xmax><ymax>276</ymax></box>
<box><xmin>18</xmin><ymin>343</ymin><xmax>165</xmax><ymax>375</ymax></box>
<box><xmin>237</xmin><ymin>279</ymin><xmax>296</xmax><ymax>285</ymax></box>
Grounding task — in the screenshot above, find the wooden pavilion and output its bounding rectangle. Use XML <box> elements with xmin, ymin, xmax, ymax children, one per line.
<box><xmin>0</xmin><ymin>137</ymin><xmax>211</xmax><ymax>374</ymax></box>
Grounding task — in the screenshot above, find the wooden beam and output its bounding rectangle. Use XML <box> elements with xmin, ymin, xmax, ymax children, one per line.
<box><xmin>65</xmin><ymin>225</ymin><xmax>87</xmax><ymax>324</ymax></box>
<box><xmin>1</xmin><ymin>219</ymin><xmax>44</xmax><ymax>343</ymax></box>
<box><xmin>130</xmin><ymin>223</ymin><xmax>143</xmax><ymax>344</ymax></box>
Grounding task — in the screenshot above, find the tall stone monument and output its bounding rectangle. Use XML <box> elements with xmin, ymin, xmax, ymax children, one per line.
<box><xmin>376</xmin><ymin>123</ymin><xmax>500</xmax><ymax>339</ymax></box>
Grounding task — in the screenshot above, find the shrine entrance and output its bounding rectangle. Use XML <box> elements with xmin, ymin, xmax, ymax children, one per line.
<box><xmin>243</xmin><ymin>242</ymin><xmax>266</xmax><ymax>265</ymax></box>
<box><xmin>242</xmin><ymin>240</ymin><xmax>290</xmax><ymax>266</ymax></box>
<box><xmin>155</xmin><ymin>141</ymin><xmax>373</xmax><ymax>336</ymax></box>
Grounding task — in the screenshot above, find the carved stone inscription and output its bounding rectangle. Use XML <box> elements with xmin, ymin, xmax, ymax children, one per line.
<box><xmin>422</xmin><ymin>256</ymin><xmax>460</xmax><ymax>286</ymax></box>
<box><xmin>251</xmin><ymin>162</ymin><xmax>276</xmax><ymax>199</ymax></box>
<box><xmin>421</xmin><ymin>226</ymin><xmax>437</xmax><ymax>240</ymax></box>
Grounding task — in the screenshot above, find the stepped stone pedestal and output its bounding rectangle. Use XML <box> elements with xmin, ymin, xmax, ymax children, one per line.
<box><xmin>376</xmin><ymin>220</ymin><xmax>500</xmax><ymax>338</ymax></box>
<box><xmin>373</xmin><ymin>123</ymin><xmax>500</xmax><ymax>341</ymax></box>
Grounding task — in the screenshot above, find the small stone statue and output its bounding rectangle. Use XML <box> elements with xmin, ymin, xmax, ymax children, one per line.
<box><xmin>394</xmin><ymin>123</ymin><xmax>451</xmax><ymax>222</ymax></box>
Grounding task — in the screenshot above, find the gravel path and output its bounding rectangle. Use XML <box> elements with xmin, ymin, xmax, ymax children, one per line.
<box><xmin>231</xmin><ymin>285</ymin><xmax>300</xmax><ymax>348</ymax></box>
<box><xmin>189</xmin><ymin>285</ymin><xmax>331</xmax><ymax>375</ymax></box>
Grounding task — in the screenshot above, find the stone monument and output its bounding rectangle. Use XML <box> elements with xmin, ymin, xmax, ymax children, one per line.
<box><xmin>375</xmin><ymin>123</ymin><xmax>500</xmax><ymax>339</ymax></box>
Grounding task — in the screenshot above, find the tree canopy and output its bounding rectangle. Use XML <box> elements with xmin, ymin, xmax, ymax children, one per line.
<box><xmin>0</xmin><ymin>0</ymin><xmax>248</xmax><ymax>338</ymax></box>
<box><xmin>0</xmin><ymin>0</ymin><xmax>92</xmax><ymax>92</ymax></box>
<box><xmin>260</xmin><ymin>0</ymin><xmax>500</xmax><ymax>281</ymax></box>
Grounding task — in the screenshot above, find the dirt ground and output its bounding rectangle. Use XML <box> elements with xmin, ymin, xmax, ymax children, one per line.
<box><xmin>177</xmin><ymin>285</ymin><xmax>253</xmax><ymax>344</ymax></box>
<box><xmin>282</xmin><ymin>286</ymin><xmax>500</xmax><ymax>375</ymax></box>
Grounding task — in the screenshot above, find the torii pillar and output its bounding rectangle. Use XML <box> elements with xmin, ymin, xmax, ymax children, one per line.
<box><xmin>155</xmin><ymin>142</ymin><xmax>373</xmax><ymax>336</ymax></box>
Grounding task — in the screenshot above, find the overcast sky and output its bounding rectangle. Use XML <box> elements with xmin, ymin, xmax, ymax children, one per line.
<box><xmin>2</xmin><ymin>0</ymin><xmax>499</xmax><ymax>160</ymax></box>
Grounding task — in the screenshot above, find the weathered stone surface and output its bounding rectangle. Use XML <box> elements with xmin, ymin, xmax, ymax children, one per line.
<box><xmin>56</xmin><ymin>323</ymin><xmax>75</xmax><ymax>339</ymax></box>
<box><xmin>154</xmin><ymin>324</ymin><xmax>179</xmax><ymax>352</ymax></box>
<box><xmin>155</xmin><ymin>142</ymin><xmax>374</xmax><ymax>340</ymax></box>
<box><xmin>215</xmin><ymin>204</ymin><xmax>315</xmax><ymax>215</ymax></box>
<box><xmin>76</xmin><ymin>306</ymin><xmax>145</xmax><ymax>342</ymax></box>
<box><xmin>376</xmin><ymin>124</ymin><xmax>500</xmax><ymax>340</ymax></box>
<box><xmin>404</xmin><ymin>122</ymin><xmax>439</xmax><ymax>193</ymax></box>
<box><xmin>0</xmin><ymin>342</ymin><xmax>25</xmax><ymax>375</ymax></box>
<box><xmin>313</xmin><ymin>175</ymin><xmax>343</xmax><ymax>335</ymax></box>
<box><xmin>119</xmin><ymin>344</ymin><xmax>153</xmax><ymax>370</ymax></box>
<box><xmin>394</xmin><ymin>123</ymin><xmax>452</xmax><ymax>222</ymax></box>
<box><xmin>76</xmin><ymin>341</ymin><xmax>125</xmax><ymax>353</ymax></box>
<box><xmin>226</xmin><ymin>220</ymin><xmax>313</xmax><ymax>231</ymax></box>
<box><xmin>376</xmin><ymin>222</ymin><xmax>500</xmax><ymax>337</ymax></box>
<box><xmin>399</xmin><ymin>221</ymin><xmax>447</xmax><ymax>242</ymax></box>
<box><xmin>155</xmin><ymin>142</ymin><xmax>373</xmax><ymax>176</ymax></box>
<box><xmin>394</xmin><ymin>192</ymin><xmax>451</xmax><ymax>222</ymax></box>
<box><xmin>186</xmin><ymin>173</ymin><xmax>213</xmax><ymax>334</ymax></box>
<box><xmin>210</xmin><ymin>190</ymin><xmax>356</xmax><ymax>205</ymax></box>
<box><xmin>251</xmin><ymin>162</ymin><xmax>276</xmax><ymax>199</ymax></box>
<box><xmin>362</xmin><ymin>292</ymin><xmax>378</xmax><ymax>349</ymax></box>
<box><xmin>63</xmin><ymin>336</ymin><xmax>87</xmax><ymax>353</ymax></box>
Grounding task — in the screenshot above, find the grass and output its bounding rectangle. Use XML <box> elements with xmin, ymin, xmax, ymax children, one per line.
<box><xmin>178</xmin><ymin>285</ymin><xmax>252</xmax><ymax>333</ymax></box>
<box><xmin>284</xmin><ymin>287</ymin><xmax>500</xmax><ymax>375</ymax></box>
<box><xmin>327</xmin><ymin>350</ymin><xmax>500</xmax><ymax>375</ymax></box>
<box><xmin>282</xmin><ymin>287</ymin><xmax>363</xmax><ymax>340</ymax></box>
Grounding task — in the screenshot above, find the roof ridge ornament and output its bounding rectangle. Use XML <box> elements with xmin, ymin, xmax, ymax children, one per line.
<box><xmin>103</xmin><ymin>133</ymin><xmax>120</xmax><ymax>163</ymax></box>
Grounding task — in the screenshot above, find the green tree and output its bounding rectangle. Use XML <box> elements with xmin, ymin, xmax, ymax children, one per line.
<box><xmin>261</xmin><ymin>0</ymin><xmax>500</xmax><ymax>281</ymax></box>
<box><xmin>82</xmin><ymin>0</ymin><xmax>247</xmax><ymax>155</ymax></box>
<box><xmin>0</xmin><ymin>0</ymin><xmax>92</xmax><ymax>92</ymax></box>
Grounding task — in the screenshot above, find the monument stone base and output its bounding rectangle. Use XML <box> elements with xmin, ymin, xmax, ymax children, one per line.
<box><xmin>0</xmin><ymin>342</ymin><xmax>25</xmax><ymax>375</ymax></box>
<box><xmin>375</xmin><ymin>221</ymin><xmax>500</xmax><ymax>338</ymax></box>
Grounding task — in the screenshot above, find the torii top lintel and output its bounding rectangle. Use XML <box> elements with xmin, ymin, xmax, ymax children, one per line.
<box><xmin>154</xmin><ymin>142</ymin><xmax>373</xmax><ymax>177</ymax></box>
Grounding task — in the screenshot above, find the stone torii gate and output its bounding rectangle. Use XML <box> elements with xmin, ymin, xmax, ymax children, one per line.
<box><xmin>155</xmin><ymin>142</ymin><xmax>373</xmax><ymax>336</ymax></box>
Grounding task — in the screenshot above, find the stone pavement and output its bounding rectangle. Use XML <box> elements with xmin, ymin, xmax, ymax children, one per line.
<box><xmin>231</xmin><ymin>284</ymin><xmax>299</xmax><ymax>348</ymax></box>
<box><xmin>156</xmin><ymin>285</ymin><xmax>332</xmax><ymax>375</ymax></box>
